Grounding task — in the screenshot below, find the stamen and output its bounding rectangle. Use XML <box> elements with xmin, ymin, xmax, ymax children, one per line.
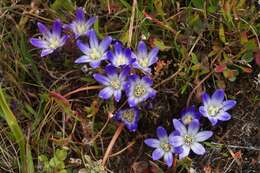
<box><xmin>115</xmin><ymin>55</ymin><xmax>127</xmax><ymax>66</ymax></box>
<box><xmin>122</xmin><ymin>110</ymin><xmax>135</xmax><ymax>123</ymax></box>
<box><xmin>184</xmin><ymin>135</ymin><xmax>193</xmax><ymax>145</ymax></box>
<box><xmin>76</xmin><ymin>23</ymin><xmax>87</xmax><ymax>35</ymax></box>
<box><xmin>138</xmin><ymin>58</ymin><xmax>149</xmax><ymax>67</ymax></box>
<box><xmin>160</xmin><ymin>142</ymin><xmax>172</xmax><ymax>152</ymax></box>
<box><xmin>110</xmin><ymin>79</ymin><xmax>121</xmax><ymax>90</ymax></box>
<box><xmin>183</xmin><ymin>115</ymin><xmax>193</xmax><ymax>125</ymax></box>
<box><xmin>90</xmin><ymin>48</ymin><xmax>102</xmax><ymax>60</ymax></box>
<box><xmin>134</xmin><ymin>84</ymin><xmax>146</xmax><ymax>97</ymax></box>
<box><xmin>207</xmin><ymin>106</ymin><xmax>220</xmax><ymax>117</ymax></box>
<box><xmin>49</xmin><ymin>37</ymin><xmax>59</xmax><ymax>49</ymax></box>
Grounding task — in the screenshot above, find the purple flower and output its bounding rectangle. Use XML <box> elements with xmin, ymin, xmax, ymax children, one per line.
<box><xmin>67</xmin><ymin>7</ymin><xmax>96</xmax><ymax>38</ymax></box>
<box><xmin>199</xmin><ymin>89</ymin><xmax>237</xmax><ymax>126</ymax></box>
<box><xmin>180</xmin><ymin>105</ymin><xmax>201</xmax><ymax>125</ymax></box>
<box><xmin>93</xmin><ymin>65</ymin><xmax>130</xmax><ymax>102</ymax></box>
<box><xmin>124</xmin><ymin>75</ymin><xmax>156</xmax><ymax>107</ymax></box>
<box><xmin>169</xmin><ymin>119</ymin><xmax>213</xmax><ymax>159</ymax></box>
<box><xmin>30</xmin><ymin>20</ymin><xmax>68</xmax><ymax>57</ymax></box>
<box><xmin>132</xmin><ymin>41</ymin><xmax>159</xmax><ymax>73</ymax></box>
<box><xmin>115</xmin><ymin>107</ymin><xmax>139</xmax><ymax>132</ymax></box>
<box><xmin>75</xmin><ymin>30</ymin><xmax>112</xmax><ymax>68</ymax></box>
<box><xmin>144</xmin><ymin>126</ymin><xmax>182</xmax><ymax>167</ymax></box>
<box><xmin>108</xmin><ymin>42</ymin><xmax>135</xmax><ymax>67</ymax></box>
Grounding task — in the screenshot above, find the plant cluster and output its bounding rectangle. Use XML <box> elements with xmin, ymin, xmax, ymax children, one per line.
<box><xmin>30</xmin><ymin>7</ymin><xmax>237</xmax><ymax>170</ymax></box>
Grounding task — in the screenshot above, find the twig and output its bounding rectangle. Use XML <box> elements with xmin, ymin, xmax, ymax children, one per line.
<box><xmin>154</xmin><ymin>67</ymin><xmax>183</xmax><ymax>89</ymax></box>
<box><xmin>63</xmin><ymin>85</ymin><xmax>102</xmax><ymax>98</ymax></box>
<box><xmin>127</xmin><ymin>0</ymin><xmax>137</xmax><ymax>47</ymax></box>
<box><xmin>101</xmin><ymin>123</ymin><xmax>124</xmax><ymax>166</ymax></box>
<box><xmin>211</xmin><ymin>142</ymin><xmax>260</xmax><ymax>151</ymax></box>
<box><xmin>109</xmin><ymin>141</ymin><xmax>135</xmax><ymax>157</ymax></box>
<box><xmin>186</xmin><ymin>71</ymin><xmax>213</xmax><ymax>107</ymax></box>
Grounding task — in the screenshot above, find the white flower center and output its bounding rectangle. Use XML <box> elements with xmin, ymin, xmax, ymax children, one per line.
<box><xmin>122</xmin><ymin>110</ymin><xmax>135</xmax><ymax>123</ymax></box>
<box><xmin>184</xmin><ymin>135</ymin><xmax>193</xmax><ymax>146</ymax></box>
<box><xmin>90</xmin><ymin>48</ymin><xmax>103</xmax><ymax>60</ymax></box>
<box><xmin>134</xmin><ymin>84</ymin><xmax>146</xmax><ymax>97</ymax></box>
<box><xmin>115</xmin><ymin>55</ymin><xmax>127</xmax><ymax>66</ymax></box>
<box><xmin>76</xmin><ymin>23</ymin><xmax>87</xmax><ymax>35</ymax></box>
<box><xmin>160</xmin><ymin>142</ymin><xmax>172</xmax><ymax>152</ymax></box>
<box><xmin>110</xmin><ymin>79</ymin><xmax>121</xmax><ymax>90</ymax></box>
<box><xmin>138</xmin><ymin>58</ymin><xmax>149</xmax><ymax>67</ymax></box>
<box><xmin>207</xmin><ymin>105</ymin><xmax>220</xmax><ymax>117</ymax></box>
<box><xmin>49</xmin><ymin>37</ymin><xmax>60</xmax><ymax>49</ymax></box>
<box><xmin>183</xmin><ymin>115</ymin><xmax>193</xmax><ymax>125</ymax></box>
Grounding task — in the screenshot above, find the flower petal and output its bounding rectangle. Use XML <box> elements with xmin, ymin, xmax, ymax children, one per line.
<box><xmin>148</xmin><ymin>47</ymin><xmax>159</xmax><ymax>65</ymax></box>
<box><xmin>152</xmin><ymin>148</ymin><xmax>164</xmax><ymax>160</ymax></box>
<box><xmin>52</xmin><ymin>19</ymin><xmax>62</xmax><ymax>36</ymax></box>
<box><xmin>201</xmin><ymin>92</ymin><xmax>210</xmax><ymax>105</ymax></box>
<box><xmin>144</xmin><ymin>138</ymin><xmax>160</xmax><ymax>148</ymax></box>
<box><xmin>98</xmin><ymin>87</ymin><xmax>113</xmax><ymax>100</ymax></box>
<box><xmin>89</xmin><ymin>60</ymin><xmax>101</xmax><ymax>68</ymax></box>
<box><xmin>37</xmin><ymin>22</ymin><xmax>50</xmax><ymax>37</ymax></box>
<box><xmin>100</xmin><ymin>36</ymin><xmax>112</xmax><ymax>51</ymax></box>
<box><xmin>208</xmin><ymin>117</ymin><xmax>218</xmax><ymax>126</ymax></box>
<box><xmin>179</xmin><ymin>145</ymin><xmax>190</xmax><ymax>159</ymax></box>
<box><xmin>142</xmin><ymin>76</ymin><xmax>153</xmax><ymax>86</ymax></box>
<box><xmin>195</xmin><ymin>131</ymin><xmax>213</xmax><ymax>142</ymax></box>
<box><xmin>169</xmin><ymin>136</ymin><xmax>184</xmax><ymax>147</ymax></box>
<box><xmin>114</xmin><ymin>41</ymin><xmax>123</xmax><ymax>54</ymax></box>
<box><xmin>114</xmin><ymin>90</ymin><xmax>122</xmax><ymax>102</ymax></box>
<box><xmin>137</xmin><ymin>41</ymin><xmax>147</xmax><ymax>56</ymax></box>
<box><xmin>88</xmin><ymin>30</ymin><xmax>98</xmax><ymax>48</ymax></box>
<box><xmin>119</xmin><ymin>66</ymin><xmax>130</xmax><ymax>80</ymax></box>
<box><xmin>222</xmin><ymin>100</ymin><xmax>236</xmax><ymax>111</ymax></box>
<box><xmin>199</xmin><ymin>106</ymin><xmax>208</xmax><ymax>117</ymax></box>
<box><xmin>218</xmin><ymin>112</ymin><xmax>231</xmax><ymax>121</ymax></box>
<box><xmin>191</xmin><ymin>142</ymin><xmax>206</xmax><ymax>155</ymax></box>
<box><xmin>30</xmin><ymin>38</ymin><xmax>48</xmax><ymax>48</ymax></box>
<box><xmin>164</xmin><ymin>152</ymin><xmax>173</xmax><ymax>167</ymax></box>
<box><xmin>86</xmin><ymin>16</ymin><xmax>96</xmax><ymax>27</ymax></box>
<box><xmin>212</xmin><ymin>89</ymin><xmax>224</xmax><ymax>103</ymax></box>
<box><xmin>40</xmin><ymin>49</ymin><xmax>53</xmax><ymax>57</ymax></box>
<box><xmin>156</xmin><ymin>126</ymin><xmax>168</xmax><ymax>140</ymax></box>
<box><xmin>172</xmin><ymin>119</ymin><xmax>187</xmax><ymax>136</ymax></box>
<box><xmin>188</xmin><ymin>119</ymin><xmax>200</xmax><ymax>136</ymax></box>
<box><xmin>76</xmin><ymin>7</ymin><xmax>85</xmax><ymax>21</ymax></box>
<box><xmin>93</xmin><ymin>74</ymin><xmax>110</xmax><ymax>85</ymax></box>
<box><xmin>75</xmin><ymin>55</ymin><xmax>91</xmax><ymax>64</ymax></box>
<box><xmin>77</xmin><ymin>40</ymin><xmax>90</xmax><ymax>54</ymax></box>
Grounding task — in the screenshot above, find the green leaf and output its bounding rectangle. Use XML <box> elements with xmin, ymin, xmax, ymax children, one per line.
<box><xmin>0</xmin><ymin>87</ymin><xmax>34</xmax><ymax>173</ymax></box>
<box><xmin>55</xmin><ymin>149</ymin><xmax>67</xmax><ymax>161</ymax></box>
<box><xmin>191</xmin><ymin>0</ymin><xmax>204</xmax><ymax>9</ymax></box>
<box><xmin>219</xmin><ymin>23</ymin><xmax>226</xmax><ymax>43</ymax></box>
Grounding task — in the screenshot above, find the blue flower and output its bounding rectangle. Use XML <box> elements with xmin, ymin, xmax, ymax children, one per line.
<box><xmin>124</xmin><ymin>75</ymin><xmax>156</xmax><ymax>107</ymax></box>
<box><xmin>75</xmin><ymin>30</ymin><xmax>112</xmax><ymax>68</ymax></box>
<box><xmin>93</xmin><ymin>65</ymin><xmax>130</xmax><ymax>102</ymax></box>
<box><xmin>67</xmin><ymin>7</ymin><xmax>96</xmax><ymax>38</ymax></box>
<box><xmin>108</xmin><ymin>42</ymin><xmax>135</xmax><ymax>67</ymax></box>
<box><xmin>199</xmin><ymin>89</ymin><xmax>237</xmax><ymax>126</ymax></box>
<box><xmin>170</xmin><ymin>119</ymin><xmax>213</xmax><ymax>159</ymax></box>
<box><xmin>132</xmin><ymin>41</ymin><xmax>159</xmax><ymax>73</ymax></box>
<box><xmin>180</xmin><ymin>105</ymin><xmax>201</xmax><ymax>125</ymax></box>
<box><xmin>30</xmin><ymin>20</ymin><xmax>68</xmax><ymax>57</ymax></box>
<box><xmin>144</xmin><ymin>126</ymin><xmax>182</xmax><ymax>167</ymax></box>
<box><xmin>115</xmin><ymin>107</ymin><xmax>139</xmax><ymax>132</ymax></box>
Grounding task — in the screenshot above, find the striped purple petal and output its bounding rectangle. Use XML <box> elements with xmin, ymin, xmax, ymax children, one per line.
<box><xmin>93</xmin><ymin>74</ymin><xmax>110</xmax><ymax>85</ymax></box>
<box><xmin>98</xmin><ymin>87</ymin><xmax>113</xmax><ymax>99</ymax></box>
<box><xmin>76</xmin><ymin>7</ymin><xmax>85</xmax><ymax>21</ymax></box>
<box><xmin>156</xmin><ymin>126</ymin><xmax>167</xmax><ymax>140</ymax></box>
<box><xmin>191</xmin><ymin>142</ymin><xmax>205</xmax><ymax>155</ymax></box>
<box><xmin>30</xmin><ymin>38</ymin><xmax>48</xmax><ymax>48</ymax></box>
